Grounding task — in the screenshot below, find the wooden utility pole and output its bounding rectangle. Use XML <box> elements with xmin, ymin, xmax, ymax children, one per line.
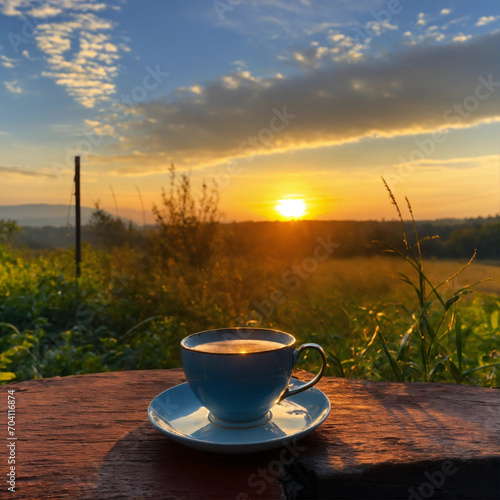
<box><xmin>75</xmin><ymin>156</ymin><xmax>81</xmax><ymax>278</ymax></box>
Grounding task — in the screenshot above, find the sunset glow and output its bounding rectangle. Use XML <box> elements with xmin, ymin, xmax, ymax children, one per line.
<box><xmin>0</xmin><ymin>1</ymin><xmax>498</xmax><ymax>222</ymax></box>
<box><xmin>276</xmin><ymin>199</ymin><xmax>307</xmax><ymax>220</ymax></box>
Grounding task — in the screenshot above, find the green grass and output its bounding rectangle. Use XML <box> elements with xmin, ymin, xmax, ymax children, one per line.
<box><xmin>0</xmin><ymin>242</ymin><xmax>498</xmax><ymax>387</ymax></box>
<box><xmin>260</xmin><ymin>256</ymin><xmax>499</xmax><ymax>385</ymax></box>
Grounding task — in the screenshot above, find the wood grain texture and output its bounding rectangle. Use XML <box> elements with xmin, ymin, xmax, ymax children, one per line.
<box><xmin>286</xmin><ymin>376</ymin><xmax>500</xmax><ymax>499</ymax></box>
<box><xmin>2</xmin><ymin>370</ymin><xmax>499</xmax><ymax>499</ymax></box>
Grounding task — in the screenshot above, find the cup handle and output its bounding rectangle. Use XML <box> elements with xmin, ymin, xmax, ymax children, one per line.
<box><xmin>278</xmin><ymin>343</ymin><xmax>327</xmax><ymax>402</ymax></box>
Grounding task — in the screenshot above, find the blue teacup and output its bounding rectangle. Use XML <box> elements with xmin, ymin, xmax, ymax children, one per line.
<box><xmin>181</xmin><ymin>327</ymin><xmax>326</xmax><ymax>428</ymax></box>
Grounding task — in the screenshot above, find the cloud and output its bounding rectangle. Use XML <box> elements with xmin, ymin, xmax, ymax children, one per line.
<box><xmin>0</xmin><ymin>0</ymin><xmax>108</xmax><ymax>17</ymax></box>
<box><xmin>1</xmin><ymin>1</ymin><xmax>125</xmax><ymax>108</ymax></box>
<box><xmin>210</xmin><ymin>0</ymin><xmax>388</xmax><ymax>39</ymax></box>
<box><xmin>401</xmin><ymin>20</ymin><xmax>472</xmax><ymax>47</ymax></box>
<box><xmin>289</xmin><ymin>32</ymin><xmax>373</xmax><ymax>67</ymax></box>
<box><xmin>97</xmin><ymin>32</ymin><xmax>500</xmax><ymax>174</ymax></box>
<box><xmin>4</xmin><ymin>80</ymin><xmax>22</xmax><ymax>93</ymax></box>
<box><xmin>28</xmin><ymin>5</ymin><xmax>63</xmax><ymax>18</ymax></box>
<box><xmin>395</xmin><ymin>154</ymin><xmax>498</xmax><ymax>170</ymax></box>
<box><xmin>84</xmin><ymin>118</ymin><xmax>116</xmax><ymax>136</ymax></box>
<box><xmin>445</xmin><ymin>16</ymin><xmax>470</xmax><ymax>27</ymax></box>
<box><xmin>440</xmin><ymin>9</ymin><xmax>452</xmax><ymax>16</ymax></box>
<box><xmin>0</xmin><ymin>0</ymin><xmax>23</xmax><ymax>16</ymax></box>
<box><xmin>0</xmin><ymin>131</ymin><xmax>8</xmax><ymax>135</ymax></box>
<box><xmin>476</xmin><ymin>15</ymin><xmax>500</xmax><ymax>27</ymax></box>
<box><xmin>35</xmin><ymin>14</ymin><xmax>121</xmax><ymax>107</ymax></box>
<box><xmin>0</xmin><ymin>165</ymin><xmax>55</xmax><ymax>177</ymax></box>
<box><xmin>452</xmin><ymin>33</ymin><xmax>472</xmax><ymax>43</ymax></box>
<box><xmin>0</xmin><ymin>54</ymin><xmax>17</xmax><ymax>68</ymax></box>
<box><xmin>416</xmin><ymin>13</ymin><xmax>427</xmax><ymax>27</ymax></box>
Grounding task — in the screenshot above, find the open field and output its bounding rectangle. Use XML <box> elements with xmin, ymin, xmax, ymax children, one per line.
<box><xmin>0</xmin><ymin>237</ymin><xmax>498</xmax><ymax>387</ymax></box>
<box><xmin>308</xmin><ymin>257</ymin><xmax>500</xmax><ymax>300</ymax></box>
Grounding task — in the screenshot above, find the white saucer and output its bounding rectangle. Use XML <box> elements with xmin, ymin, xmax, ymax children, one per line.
<box><xmin>147</xmin><ymin>378</ymin><xmax>330</xmax><ymax>454</ymax></box>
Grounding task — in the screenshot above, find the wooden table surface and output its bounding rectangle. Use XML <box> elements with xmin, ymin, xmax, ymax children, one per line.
<box><xmin>3</xmin><ymin>369</ymin><xmax>499</xmax><ymax>499</ymax></box>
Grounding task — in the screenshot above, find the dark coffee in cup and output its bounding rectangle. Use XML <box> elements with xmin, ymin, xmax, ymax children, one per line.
<box><xmin>191</xmin><ymin>339</ymin><xmax>283</xmax><ymax>354</ymax></box>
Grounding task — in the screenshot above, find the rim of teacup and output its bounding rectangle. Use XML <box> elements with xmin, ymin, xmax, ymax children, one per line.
<box><xmin>181</xmin><ymin>327</ymin><xmax>296</xmax><ymax>354</ymax></box>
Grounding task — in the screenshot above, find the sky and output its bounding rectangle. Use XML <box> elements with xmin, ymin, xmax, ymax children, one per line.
<box><xmin>0</xmin><ymin>0</ymin><xmax>499</xmax><ymax>223</ymax></box>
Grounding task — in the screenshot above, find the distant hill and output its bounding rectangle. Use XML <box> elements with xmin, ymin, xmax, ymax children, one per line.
<box><xmin>0</xmin><ymin>204</ymin><xmax>96</xmax><ymax>227</ymax></box>
<box><xmin>0</xmin><ymin>204</ymin><xmax>153</xmax><ymax>227</ymax></box>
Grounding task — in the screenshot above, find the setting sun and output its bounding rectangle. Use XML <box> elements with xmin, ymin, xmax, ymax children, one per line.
<box><xmin>275</xmin><ymin>199</ymin><xmax>307</xmax><ymax>219</ymax></box>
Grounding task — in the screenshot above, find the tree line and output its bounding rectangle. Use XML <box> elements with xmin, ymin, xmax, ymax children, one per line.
<box><xmin>4</xmin><ymin>216</ymin><xmax>498</xmax><ymax>262</ymax></box>
<box><xmin>2</xmin><ymin>165</ymin><xmax>499</xmax><ymax>263</ymax></box>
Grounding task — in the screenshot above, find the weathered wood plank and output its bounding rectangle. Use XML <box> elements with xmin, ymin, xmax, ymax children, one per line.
<box><xmin>6</xmin><ymin>370</ymin><xmax>286</xmax><ymax>499</ymax></box>
<box><xmin>283</xmin><ymin>376</ymin><xmax>500</xmax><ymax>499</ymax></box>
<box><xmin>2</xmin><ymin>370</ymin><xmax>499</xmax><ymax>499</ymax></box>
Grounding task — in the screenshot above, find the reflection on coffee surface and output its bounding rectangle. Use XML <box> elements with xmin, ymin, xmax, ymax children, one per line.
<box><xmin>192</xmin><ymin>339</ymin><xmax>283</xmax><ymax>354</ymax></box>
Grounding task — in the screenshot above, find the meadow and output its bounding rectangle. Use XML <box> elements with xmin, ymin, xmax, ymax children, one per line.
<box><xmin>0</xmin><ymin>244</ymin><xmax>498</xmax><ymax>387</ymax></box>
<box><xmin>0</xmin><ymin>173</ymin><xmax>498</xmax><ymax>387</ymax></box>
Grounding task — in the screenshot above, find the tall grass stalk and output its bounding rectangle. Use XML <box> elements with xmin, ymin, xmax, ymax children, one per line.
<box><xmin>376</xmin><ymin>179</ymin><xmax>498</xmax><ymax>383</ymax></box>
